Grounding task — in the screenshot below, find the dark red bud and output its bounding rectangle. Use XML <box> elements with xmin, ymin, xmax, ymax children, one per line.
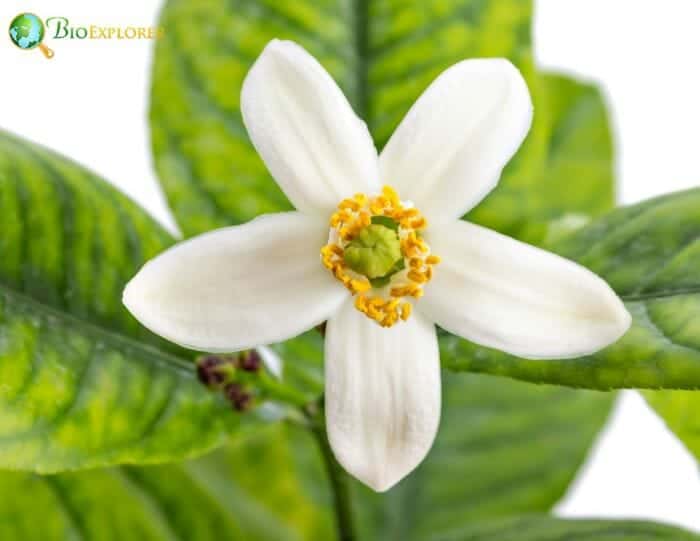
<box><xmin>238</xmin><ymin>350</ymin><xmax>262</xmax><ymax>372</ymax></box>
<box><xmin>224</xmin><ymin>382</ymin><xmax>254</xmax><ymax>412</ymax></box>
<box><xmin>196</xmin><ymin>355</ymin><xmax>228</xmax><ymax>388</ymax></box>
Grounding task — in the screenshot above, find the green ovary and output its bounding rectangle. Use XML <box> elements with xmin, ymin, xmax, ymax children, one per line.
<box><xmin>343</xmin><ymin>224</ymin><xmax>402</xmax><ymax>279</ymax></box>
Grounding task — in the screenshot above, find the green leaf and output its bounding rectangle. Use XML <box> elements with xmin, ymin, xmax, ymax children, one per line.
<box><xmin>429</xmin><ymin>516</ymin><xmax>699</xmax><ymax>541</ymax></box>
<box><xmin>0</xmin><ymin>423</ymin><xmax>335</xmax><ymax>541</ymax></box>
<box><xmin>0</xmin><ymin>129</ymin><xmax>241</xmax><ymax>472</ymax></box>
<box><xmin>644</xmin><ymin>390</ymin><xmax>700</xmax><ymax>462</ymax></box>
<box><xmin>350</xmin><ymin>372</ymin><xmax>613</xmax><ymax>539</ymax></box>
<box><xmin>442</xmin><ymin>188</ymin><xmax>700</xmax><ymax>390</ymax></box>
<box><xmin>0</xmin><ymin>372</ymin><xmax>614</xmax><ymax>540</ymax></box>
<box><xmin>467</xmin><ymin>72</ymin><xmax>615</xmax><ymax>244</ymax></box>
<box><xmin>5</xmin><ymin>464</ymin><xmax>695</xmax><ymax>541</ymax></box>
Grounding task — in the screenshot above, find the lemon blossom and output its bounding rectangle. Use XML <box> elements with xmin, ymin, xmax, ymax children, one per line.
<box><xmin>123</xmin><ymin>40</ymin><xmax>631</xmax><ymax>492</ymax></box>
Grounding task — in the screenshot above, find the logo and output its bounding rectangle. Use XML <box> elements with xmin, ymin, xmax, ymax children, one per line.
<box><xmin>8</xmin><ymin>13</ymin><xmax>54</xmax><ymax>58</ymax></box>
<box><xmin>9</xmin><ymin>13</ymin><xmax>164</xmax><ymax>59</ymax></box>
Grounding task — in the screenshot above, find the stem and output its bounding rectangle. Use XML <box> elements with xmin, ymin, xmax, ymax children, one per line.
<box><xmin>305</xmin><ymin>402</ymin><xmax>356</xmax><ymax>541</ymax></box>
<box><xmin>255</xmin><ymin>372</ymin><xmax>309</xmax><ymax>407</ymax></box>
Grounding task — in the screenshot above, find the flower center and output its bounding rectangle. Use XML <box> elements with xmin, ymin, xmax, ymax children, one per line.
<box><xmin>321</xmin><ymin>185</ymin><xmax>440</xmax><ymax>327</ymax></box>
<box><xmin>344</xmin><ymin>223</ymin><xmax>402</xmax><ymax>279</ymax></box>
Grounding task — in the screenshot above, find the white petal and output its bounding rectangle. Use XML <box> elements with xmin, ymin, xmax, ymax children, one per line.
<box><xmin>325</xmin><ymin>300</ymin><xmax>441</xmax><ymax>492</ymax></box>
<box><xmin>241</xmin><ymin>40</ymin><xmax>379</xmax><ymax>216</ymax></box>
<box><xmin>421</xmin><ymin>221</ymin><xmax>631</xmax><ymax>359</ymax></box>
<box><xmin>123</xmin><ymin>212</ymin><xmax>347</xmax><ymax>352</ymax></box>
<box><xmin>379</xmin><ymin>59</ymin><xmax>532</xmax><ymax>222</ymax></box>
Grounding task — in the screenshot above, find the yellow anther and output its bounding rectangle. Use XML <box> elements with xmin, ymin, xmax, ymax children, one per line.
<box><xmin>369</xmin><ymin>201</ymin><xmax>384</xmax><ymax>214</ymax></box>
<box><xmin>390</xmin><ymin>286</ymin><xmax>411</xmax><ymax>298</ymax></box>
<box><xmin>322</xmin><ymin>244</ymin><xmax>342</xmax><ymax>258</ymax></box>
<box><xmin>382</xmin><ymin>314</ymin><xmax>398</xmax><ymax>327</ymax></box>
<box><xmin>358</xmin><ymin>211</ymin><xmax>372</xmax><ymax>227</ymax></box>
<box><xmin>350</xmin><ymin>279</ymin><xmax>371</xmax><ymax>293</ymax></box>
<box><xmin>400</xmin><ymin>302</ymin><xmax>412</xmax><ymax>321</ymax></box>
<box><xmin>370</xmin><ymin>297</ymin><xmax>385</xmax><ymax>308</ymax></box>
<box><xmin>390</xmin><ymin>287</ymin><xmax>404</xmax><ymax>298</ymax></box>
<box><xmin>354</xmin><ymin>193</ymin><xmax>368</xmax><ymax>206</ymax></box>
<box><xmin>339</xmin><ymin>198</ymin><xmax>360</xmax><ymax>211</ymax></box>
<box><xmin>416</xmin><ymin>239</ymin><xmax>429</xmax><ymax>253</ymax></box>
<box><xmin>410</xmin><ymin>217</ymin><xmax>427</xmax><ymax>230</ymax></box>
<box><xmin>408</xmin><ymin>270</ymin><xmax>427</xmax><ymax>284</ymax></box>
<box><xmin>426</xmin><ymin>255</ymin><xmax>441</xmax><ymax>265</ymax></box>
<box><xmin>402</xmin><ymin>242</ymin><xmax>421</xmax><ymax>258</ymax></box>
<box><xmin>409</xmin><ymin>258</ymin><xmax>423</xmax><ymax>269</ymax></box>
<box><xmin>381</xmin><ymin>185</ymin><xmax>400</xmax><ymax>205</ymax></box>
<box><xmin>367</xmin><ymin>305</ymin><xmax>382</xmax><ymax>320</ymax></box>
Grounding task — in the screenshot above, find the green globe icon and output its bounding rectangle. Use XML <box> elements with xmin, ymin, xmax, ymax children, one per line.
<box><xmin>9</xmin><ymin>13</ymin><xmax>44</xmax><ymax>49</ymax></box>
<box><xmin>8</xmin><ymin>13</ymin><xmax>53</xmax><ymax>58</ymax></box>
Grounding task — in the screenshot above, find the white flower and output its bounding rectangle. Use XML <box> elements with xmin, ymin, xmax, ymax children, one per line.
<box><xmin>123</xmin><ymin>40</ymin><xmax>631</xmax><ymax>492</ymax></box>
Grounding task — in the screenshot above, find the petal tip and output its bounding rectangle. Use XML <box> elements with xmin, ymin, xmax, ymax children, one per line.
<box><xmin>326</xmin><ymin>400</ymin><xmax>440</xmax><ymax>494</ymax></box>
<box><xmin>364</xmin><ymin>474</ymin><xmax>400</xmax><ymax>494</ymax></box>
<box><xmin>327</xmin><ymin>438</ymin><xmax>409</xmax><ymax>493</ymax></box>
<box><xmin>553</xmin><ymin>288</ymin><xmax>632</xmax><ymax>359</ymax></box>
<box><xmin>121</xmin><ymin>264</ymin><xmax>165</xmax><ymax>340</ymax></box>
<box><xmin>256</xmin><ymin>38</ymin><xmax>297</xmax><ymax>62</ymax></box>
<box><xmin>609</xmin><ymin>297</ymin><xmax>633</xmax><ymax>342</ymax></box>
<box><xmin>588</xmin><ymin>277</ymin><xmax>633</xmax><ymax>352</ymax></box>
<box><xmin>121</xmin><ymin>270</ymin><xmax>143</xmax><ymax>318</ymax></box>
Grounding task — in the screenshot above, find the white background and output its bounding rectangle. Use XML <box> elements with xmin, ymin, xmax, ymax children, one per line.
<box><xmin>1</xmin><ymin>0</ymin><xmax>699</xmax><ymax>532</ymax></box>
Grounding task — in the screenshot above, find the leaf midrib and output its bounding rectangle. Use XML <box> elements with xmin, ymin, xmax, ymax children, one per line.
<box><xmin>621</xmin><ymin>286</ymin><xmax>700</xmax><ymax>302</ymax></box>
<box><xmin>352</xmin><ymin>0</ymin><xmax>369</xmax><ymax>119</ymax></box>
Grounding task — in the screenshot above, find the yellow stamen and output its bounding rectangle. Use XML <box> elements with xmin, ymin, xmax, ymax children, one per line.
<box><xmin>321</xmin><ymin>185</ymin><xmax>439</xmax><ymax>327</ymax></box>
<box><xmin>351</xmin><ymin>279</ymin><xmax>371</xmax><ymax>293</ymax></box>
<box><xmin>354</xmin><ymin>193</ymin><xmax>368</xmax><ymax>206</ymax></box>
<box><xmin>407</xmin><ymin>270</ymin><xmax>427</xmax><ymax>284</ymax></box>
<box><xmin>410</xmin><ymin>217</ymin><xmax>427</xmax><ymax>230</ymax></box>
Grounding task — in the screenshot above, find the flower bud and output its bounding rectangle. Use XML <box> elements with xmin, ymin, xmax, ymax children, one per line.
<box><xmin>238</xmin><ymin>350</ymin><xmax>262</xmax><ymax>372</ymax></box>
<box><xmin>224</xmin><ymin>382</ymin><xmax>254</xmax><ymax>412</ymax></box>
<box><xmin>196</xmin><ymin>355</ymin><xmax>232</xmax><ymax>388</ymax></box>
